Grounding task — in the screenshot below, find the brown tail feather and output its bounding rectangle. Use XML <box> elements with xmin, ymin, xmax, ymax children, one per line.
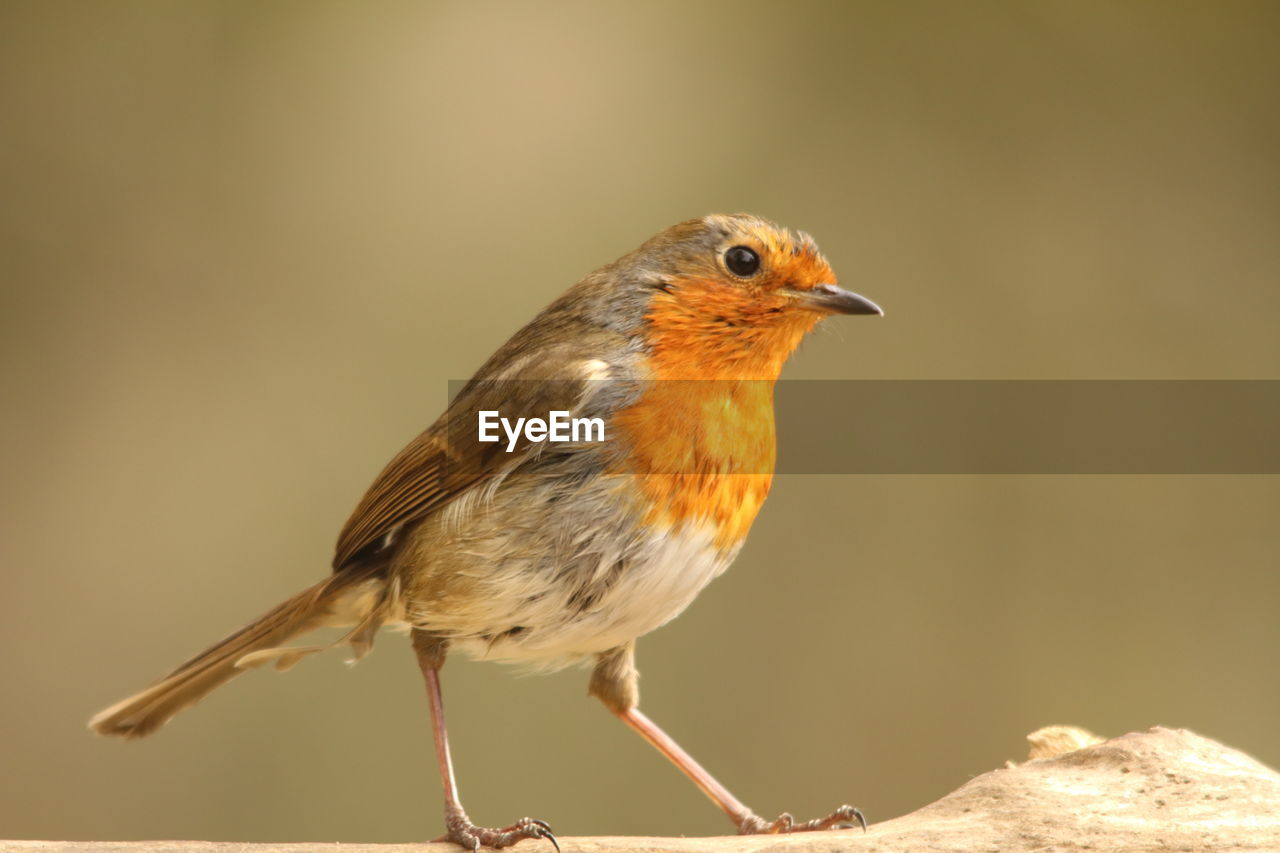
<box><xmin>89</xmin><ymin>566</ymin><xmax>390</xmax><ymax>739</ymax></box>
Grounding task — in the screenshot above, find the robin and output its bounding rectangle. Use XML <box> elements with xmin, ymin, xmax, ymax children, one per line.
<box><xmin>90</xmin><ymin>213</ymin><xmax>883</xmax><ymax>850</ymax></box>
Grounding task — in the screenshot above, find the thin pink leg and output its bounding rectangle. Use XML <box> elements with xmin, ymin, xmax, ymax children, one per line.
<box><xmin>619</xmin><ymin>707</ymin><xmax>756</xmax><ymax>826</ymax></box>
<box><xmin>616</xmin><ymin>706</ymin><xmax>865</xmax><ymax>835</ymax></box>
<box><xmin>422</xmin><ymin>665</ymin><xmax>464</xmax><ymax>811</ymax></box>
<box><xmin>414</xmin><ymin>649</ymin><xmax>558</xmax><ymax>851</ymax></box>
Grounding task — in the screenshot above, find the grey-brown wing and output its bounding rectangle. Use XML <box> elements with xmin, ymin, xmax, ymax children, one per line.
<box><xmin>332</xmin><ymin>339</ymin><xmax>635</xmax><ymax>571</ymax></box>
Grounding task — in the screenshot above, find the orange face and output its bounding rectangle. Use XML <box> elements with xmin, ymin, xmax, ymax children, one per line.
<box><xmin>638</xmin><ymin>214</ymin><xmax>878</xmax><ymax>382</ymax></box>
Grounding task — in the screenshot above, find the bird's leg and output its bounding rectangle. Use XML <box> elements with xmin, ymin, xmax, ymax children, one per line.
<box><xmin>589</xmin><ymin>644</ymin><xmax>865</xmax><ymax>836</ymax></box>
<box><xmin>412</xmin><ymin>629</ymin><xmax>558</xmax><ymax>852</ymax></box>
<box><xmin>615</xmin><ymin>707</ymin><xmax>865</xmax><ymax>834</ymax></box>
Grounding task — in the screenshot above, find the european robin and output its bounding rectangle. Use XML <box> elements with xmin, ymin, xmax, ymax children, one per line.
<box><xmin>90</xmin><ymin>213</ymin><xmax>883</xmax><ymax>849</ymax></box>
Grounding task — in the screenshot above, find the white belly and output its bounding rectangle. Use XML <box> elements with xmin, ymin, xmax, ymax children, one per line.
<box><xmin>485</xmin><ymin>522</ymin><xmax>733</xmax><ymax>663</ymax></box>
<box><xmin>402</xmin><ymin>518</ymin><xmax>736</xmax><ymax>668</ymax></box>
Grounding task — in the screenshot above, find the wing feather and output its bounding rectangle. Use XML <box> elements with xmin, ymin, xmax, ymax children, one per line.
<box><xmin>332</xmin><ymin>332</ymin><xmax>637</xmax><ymax>571</ymax></box>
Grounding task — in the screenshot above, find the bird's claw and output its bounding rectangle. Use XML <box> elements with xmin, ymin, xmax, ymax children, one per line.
<box><xmin>443</xmin><ymin>812</ymin><xmax>559</xmax><ymax>851</ymax></box>
<box><xmin>738</xmin><ymin>804</ymin><xmax>866</xmax><ymax>835</ymax></box>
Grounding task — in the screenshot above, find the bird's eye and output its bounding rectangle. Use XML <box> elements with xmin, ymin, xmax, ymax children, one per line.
<box><xmin>724</xmin><ymin>245</ymin><xmax>761</xmax><ymax>277</ymax></box>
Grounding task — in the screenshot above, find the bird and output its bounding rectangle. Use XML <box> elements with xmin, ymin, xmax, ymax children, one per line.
<box><xmin>89</xmin><ymin>213</ymin><xmax>883</xmax><ymax>850</ymax></box>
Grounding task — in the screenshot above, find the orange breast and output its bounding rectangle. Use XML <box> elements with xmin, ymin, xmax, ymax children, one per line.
<box><xmin>612</xmin><ymin>378</ymin><xmax>776</xmax><ymax>548</ymax></box>
<box><xmin>610</xmin><ymin>277</ymin><xmax>818</xmax><ymax>549</ymax></box>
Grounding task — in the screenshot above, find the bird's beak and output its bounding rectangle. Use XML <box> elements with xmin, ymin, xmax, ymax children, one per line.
<box><xmin>791</xmin><ymin>283</ymin><xmax>884</xmax><ymax>316</ymax></box>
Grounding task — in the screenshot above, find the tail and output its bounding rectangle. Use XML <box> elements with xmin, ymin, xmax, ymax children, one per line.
<box><xmin>90</xmin><ymin>566</ymin><xmax>393</xmax><ymax>739</ymax></box>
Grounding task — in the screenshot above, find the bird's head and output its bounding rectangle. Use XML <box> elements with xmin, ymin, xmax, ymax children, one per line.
<box><xmin>627</xmin><ymin>213</ymin><xmax>882</xmax><ymax>379</ymax></box>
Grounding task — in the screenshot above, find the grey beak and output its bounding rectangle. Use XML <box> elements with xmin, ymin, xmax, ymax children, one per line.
<box><xmin>799</xmin><ymin>283</ymin><xmax>884</xmax><ymax>316</ymax></box>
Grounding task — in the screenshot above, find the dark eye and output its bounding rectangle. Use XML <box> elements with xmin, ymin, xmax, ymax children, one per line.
<box><xmin>724</xmin><ymin>245</ymin><xmax>760</xmax><ymax>277</ymax></box>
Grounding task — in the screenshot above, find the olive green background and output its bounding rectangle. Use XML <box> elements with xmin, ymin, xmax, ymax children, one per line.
<box><xmin>2</xmin><ymin>0</ymin><xmax>1277</xmax><ymax>844</ymax></box>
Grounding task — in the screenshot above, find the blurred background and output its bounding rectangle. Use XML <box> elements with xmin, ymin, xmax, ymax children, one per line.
<box><xmin>2</xmin><ymin>0</ymin><xmax>1277</xmax><ymax>843</ymax></box>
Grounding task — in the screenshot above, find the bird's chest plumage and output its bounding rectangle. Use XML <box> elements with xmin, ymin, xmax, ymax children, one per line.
<box><xmin>393</xmin><ymin>381</ymin><xmax>776</xmax><ymax>665</ymax></box>
<box><xmin>610</xmin><ymin>377</ymin><xmax>777</xmax><ymax>547</ymax></box>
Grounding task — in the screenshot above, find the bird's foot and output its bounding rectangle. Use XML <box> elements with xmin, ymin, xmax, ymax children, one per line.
<box><xmin>737</xmin><ymin>804</ymin><xmax>867</xmax><ymax>835</ymax></box>
<box><xmin>439</xmin><ymin>811</ymin><xmax>559</xmax><ymax>852</ymax></box>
